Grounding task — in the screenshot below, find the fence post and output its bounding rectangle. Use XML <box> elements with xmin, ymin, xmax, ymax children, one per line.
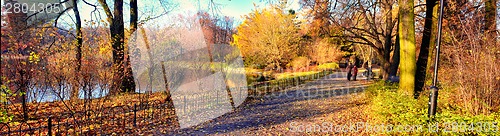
<box><xmin>133</xmin><ymin>104</ymin><xmax>137</xmax><ymax>127</ymax></box>
<box><xmin>239</xmin><ymin>86</ymin><xmax>242</xmax><ymax>100</ymax></box>
<box><xmin>48</xmin><ymin>116</ymin><xmax>52</xmax><ymax>136</ymax></box>
<box><xmin>292</xmin><ymin>77</ymin><xmax>297</xmax><ymax>86</ymax></box>
<box><xmin>279</xmin><ymin>80</ymin><xmax>282</xmax><ymax>88</ymax></box>
<box><xmin>253</xmin><ymin>84</ymin><xmax>256</xmax><ymax>97</ymax></box>
<box><xmin>184</xmin><ymin>96</ymin><xmax>187</xmax><ymax>113</ymax></box>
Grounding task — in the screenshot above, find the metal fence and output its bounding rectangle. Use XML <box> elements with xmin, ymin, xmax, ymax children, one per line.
<box><xmin>0</xmin><ymin>69</ymin><xmax>334</xmax><ymax>135</ymax></box>
<box><xmin>0</xmin><ymin>99</ymin><xmax>174</xmax><ymax>135</ymax></box>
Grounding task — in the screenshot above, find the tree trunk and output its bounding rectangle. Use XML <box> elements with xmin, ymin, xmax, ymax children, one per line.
<box><xmin>121</xmin><ymin>0</ymin><xmax>137</xmax><ymax>93</ymax></box>
<box><xmin>414</xmin><ymin>0</ymin><xmax>437</xmax><ymax>98</ymax></box>
<box><xmin>377</xmin><ymin>52</ymin><xmax>391</xmax><ymax>80</ymax></box>
<box><xmin>110</xmin><ymin>0</ymin><xmax>126</xmax><ymax>94</ymax></box>
<box><xmin>398</xmin><ymin>0</ymin><xmax>417</xmax><ymax>95</ymax></box>
<box><xmin>426</xmin><ymin>4</ymin><xmax>438</xmax><ymax>78</ymax></box>
<box><xmin>161</xmin><ymin>61</ymin><xmax>180</xmax><ymax>129</ymax></box>
<box><xmin>71</xmin><ymin>0</ymin><xmax>82</xmax><ymax>100</ymax></box>
<box><xmin>380</xmin><ymin>0</ymin><xmax>395</xmax><ymax>80</ymax></box>
<box><xmin>389</xmin><ymin>34</ymin><xmax>400</xmax><ymax>76</ymax></box>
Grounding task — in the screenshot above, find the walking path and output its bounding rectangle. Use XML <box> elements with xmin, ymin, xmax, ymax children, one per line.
<box><xmin>165</xmin><ymin>71</ymin><xmax>374</xmax><ymax>135</ymax></box>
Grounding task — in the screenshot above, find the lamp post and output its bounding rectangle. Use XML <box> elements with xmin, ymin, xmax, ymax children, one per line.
<box><xmin>428</xmin><ymin>0</ymin><xmax>445</xmax><ymax>118</ymax></box>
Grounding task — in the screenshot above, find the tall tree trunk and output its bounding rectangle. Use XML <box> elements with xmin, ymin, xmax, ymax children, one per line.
<box><xmin>161</xmin><ymin>61</ymin><xmax>180</xmax><ymax>128</ymax></box>
<box><xmin>130</xmin><ymin>0</ymin><xmax>138</xmax><ymax>32</ymax></box>
<box><xmin>398</xmin><ymin>0</ymin><xmax>417</xmax><ymax>95</ymax></box>
<box><xmin>109</xmin><ymin>0</ymin><xmax>126</xmax><ymax>94</ymax></box>
<box><xmin>71</xmin><ymin>0</ymin><xmax>82</xmax><ymax>100</ymax></box>
<box><xmin>414</xmin><ymin>0</ymin><xmax>437</xmax><ymax>98</ymax></box>
<box><xmin>389</xmin><ymin>34</ymin><xmax>400</xmax><ymax>76</ymax></box>
<box><xmin>381</xmin><ymin>0</ymin><xmax>395</xmax><ymax>80</ymax></box>
<box><xmin>426</xmin><ymin>4</ymin><xmax>438</xmax><ymax>78</ymax></box>
<box><xmin>121</xmin><ymin>0</ymin><xmax>138</xmax><ymax>93</ymax></box>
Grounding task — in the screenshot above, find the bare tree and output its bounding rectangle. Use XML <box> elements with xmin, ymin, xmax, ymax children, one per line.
<box><xmin>331</xmin><ymin>0</ymin><xmax>399</xmax><ymax>80</ymax></box>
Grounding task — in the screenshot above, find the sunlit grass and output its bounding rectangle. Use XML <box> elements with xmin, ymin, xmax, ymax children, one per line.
<box><xmin>275</xmin><ymin>71</ymin><xmax>321</xmax><ymax>80</ymax></box>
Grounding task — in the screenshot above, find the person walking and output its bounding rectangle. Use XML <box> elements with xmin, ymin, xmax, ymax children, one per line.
<box><xmin>346</xmin><ymin>63</ymin><xmax>352</xmax><ymax>81</ymax></box>
<box><xmin>352</xmin><ymin>65</ymin><xmax>358</xmax><ymax>81</ymax></box>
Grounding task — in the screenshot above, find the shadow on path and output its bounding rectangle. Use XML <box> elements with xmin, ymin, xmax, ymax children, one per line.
<box><xmin>167</xmin><ymin>71</ymin><xmax>373</xmax><ymax>135</ymax></box>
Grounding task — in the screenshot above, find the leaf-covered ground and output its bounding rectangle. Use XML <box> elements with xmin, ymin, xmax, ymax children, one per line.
<box><xmin>163</xmin><ymin>71</ymin><xmax>374</xmax><ymax>135</ymax></box>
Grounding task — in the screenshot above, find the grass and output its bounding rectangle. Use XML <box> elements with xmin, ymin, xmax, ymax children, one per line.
<box><xmin>274</xmin><ymin>71</ymin><xmax>321</xmax><ymax>80</ymax></box>
<box><xmin>363</xmin><ymin>81</ymin><xmax>500</xmax><ymax>135</ymax></box>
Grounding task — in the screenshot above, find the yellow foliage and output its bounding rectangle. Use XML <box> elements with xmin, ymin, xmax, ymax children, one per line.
<box><xmin>28</xmin><ymin>52</ymin><xmax>40</xmax><ymax>64</ymax></box>
<box><xmin>232</xmin><ymin>5</ymin><xmax>300</xmax><ymax>68</ymax></box>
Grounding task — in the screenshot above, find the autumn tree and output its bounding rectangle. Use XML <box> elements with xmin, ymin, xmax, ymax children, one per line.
<box><xmin>331</xmin><ymin>0</ymin><xmax>399</xmax><ymax>80</ymax></box>
<box><xmin>300</xmin><ymin>0</ymin><xmax>333</xmax><ymax>38</ymax></box>
<box><xmin>97</xmin><ymin>0</ymin><xmax>136</xmax><ymax>94</ymax></box>
<box><xmin>70</xmin><ymin>0</ymin><xmax>84</xmax><ymax>100</ymax></box>
<box><xmin>398</xmin><ymin>0</ymin><xmax>417</xmax><ymax>95</ymax></box>
<box><xmin>232</xmin><ymin>5</ymin><xmax>300</xmax><ymax>69</ymax></box>
<box><xmin>299</xmin><ymin>0</ymin><xmax>344</xmax><ymax>65</ymax></box>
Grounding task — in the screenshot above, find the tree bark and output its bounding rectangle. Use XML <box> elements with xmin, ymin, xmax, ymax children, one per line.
<box><xmin>414</xmin><ymin>0</ymin><xmax>437</xmax><ymax>98</ymax></box>
<box><xmin>426</xmin><ymin>4</ymin><xmax>438</xmax><ymax>78</ymax></box>
<box><xmin>121</xmin><ymin>0</ymin><xmax>137</xmax><ymax>93</ymax></box>
<box><xmin>71</xmin><ymin>0</ymin><xmax>83</xmax><ymax>100</ymax></box>
<box><xmin>380</xmin><ymin>0</ymin><xmax>396</xmax><ymax>80</ymax></box>
<box><xmin>398</xmin><ymin>0</ymin><xmax>417</xmax><ymax>95</ymax></box>
<box><xmin>109</xmin><ymin>0</ymin><xmax>125</xmax><ymax>94</ymax></box>
<box><xmin>375</xmin><ymin>52</ymin><xmax>391</xmax><ymax>80</ymax></box>
<box><xmin>389</xmin><ymin>34</ymin><xmax>400</xmax><ymax>76</ymax></box>
<box><xmin>161</xmin><ymin>61</ymin><xmax>180</xmax><ymax>129</ymax></box>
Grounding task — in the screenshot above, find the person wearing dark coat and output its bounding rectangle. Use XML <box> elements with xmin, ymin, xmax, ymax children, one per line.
<box><xmin>352</xmin><ymin>65</ymin><xmax>358</xmax><ymax>81</ymax></box>
<box><xmin>346</xmin><ymin>63</ymin><xmax>352</xmax><ymax>81</ymax></box>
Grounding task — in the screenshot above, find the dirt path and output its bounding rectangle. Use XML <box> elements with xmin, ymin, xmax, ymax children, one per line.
<box><xmin>164</xmin><ymin>71</ymin><xmax>374</xmax><ymax>135</ymax></box>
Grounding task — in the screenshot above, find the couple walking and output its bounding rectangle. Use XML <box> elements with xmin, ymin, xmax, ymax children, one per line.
<box><xmin>346</xmin><ymin>63</ymin><xmax>358</xmax><ymax>81</ymax></box>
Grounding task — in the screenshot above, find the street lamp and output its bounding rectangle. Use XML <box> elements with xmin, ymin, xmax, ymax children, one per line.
<box><xmin>428</xmin><ymin>0</ymin><xmax>445</xmax><ymax>119</ymax></box>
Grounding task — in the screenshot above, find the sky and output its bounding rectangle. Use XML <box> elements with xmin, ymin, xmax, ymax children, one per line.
<box><xmin>1</xmin><ymin>0</ymin><xmax>497</xmax><ymax>30</ymax></box>
<box><xmin>176</xmin><ymin>0</ymin><xmax>301</xmax><ymax>19</ymax></box>
<box><xmin>69</xmin><ymin>0</ymin><xmax>302</xmax><ymax>28</ymax></box>
<box><xmin>0</xmin><ymin>0</ymin><xmax>301</xmax><ymax>28</ymax></box>
<box><xmin>157</xmin><ymin>0</ymin><xmax>302</xmax><ymax>27</ymax></box>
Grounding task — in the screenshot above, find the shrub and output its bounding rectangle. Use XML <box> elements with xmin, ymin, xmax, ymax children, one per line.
<box><xmin>317</xmin><ymin>62</ymin><xmax>339</xmax><ymax>70</ymax></box>
<box><xmin>367</xmin><ymin>82</ymin><xmax>500</xmax><ymax>135</ymax></box>
<box><xmin>0</xmin><ymin>82</ymin><xmax>13</xmax><ymax>123</ymax></box>
<box><xmin>439</xmin><ymin>8</ymin><xmax>500</xmax><ymax>114</ymax></box>
<box><xmin>289</xmin><ymin>56</ymin><xmax>310</xmax><ymax>70</ymax></box>
<box><xmin>308</xmin><ymin>38</ymin><xmax>343</xmax><ymax>64</ymax></box>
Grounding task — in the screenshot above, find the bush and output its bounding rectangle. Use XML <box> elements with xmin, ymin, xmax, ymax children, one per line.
<box><xmin>367</xmin><ymin>82</ymin><xmax>500</xmax><ymax>135</ymax></box>
<box><xmin>317</xmin><ymin>62</ymin><xmax>339</xmax><ymax>70</ymax></box>
<box><xmin>308</xmin><ymin>38</ymin><xmax>343</xmax><ymax>64</ymax></box>
<box><xmin>289</xmin><ymin>56</ymin><xmax>310</xmax><ymax>70</ymax></box>
<box><xmin>440</xmin><ymin>10</ymin><xmax>500</xmax><ymax>114</ymax></box>
<box><xmin>1</xmin><ymin>83</ymin><xmax>13</xmax><ymax>123</ymax></box>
